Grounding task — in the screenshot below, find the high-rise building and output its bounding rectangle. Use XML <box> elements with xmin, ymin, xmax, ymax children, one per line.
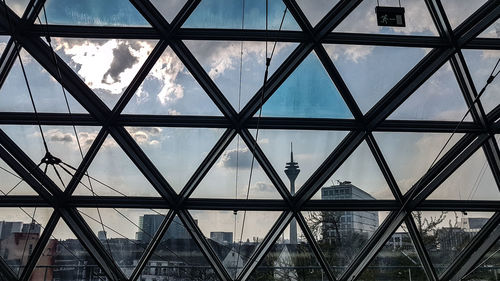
<box><xmin>0</xmin><ymin>221</ymin><xmax>23</xmax><ymax>240</ymax></box>
<box><xmin>210</xmin><ymin>231</ymin><xmax>233</xmax><ymax>244</ymax></box>
<box><xmin>320</xmin><ymin>181</ymin><xmax>379</xmax><ymax>240</ymax></box>
<box><xmin>136</xmin><ymin>215</ymin><xmax>194</xmax><ymax>242</ymax></box>
<box><xmin>284</xmin><ymin>143</ymin><xmax>300</xmax><ymax>244</ymax></box>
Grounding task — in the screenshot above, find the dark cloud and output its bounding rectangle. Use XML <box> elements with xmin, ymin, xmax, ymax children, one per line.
<box><xmin>219</xmin><ymin>148</ymin><xmax>256</xmax><ymax>169</ymax></box>
<box><xmin>102</xmin><ymin>43</ymin><xmax>138</xmax><ymax>83</ymax></box>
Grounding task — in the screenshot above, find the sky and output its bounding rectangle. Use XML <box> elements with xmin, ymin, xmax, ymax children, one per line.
<box><xmin>0</xmin><ymin>0</ymin><xmax>498</xmax><ymax>264</ymax></box>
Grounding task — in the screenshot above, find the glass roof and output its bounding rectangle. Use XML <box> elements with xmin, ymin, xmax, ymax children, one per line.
<box><xmin>0</xmin><ymin>1</ymin><xmax>498</xmax><ymax>281</ymax></box>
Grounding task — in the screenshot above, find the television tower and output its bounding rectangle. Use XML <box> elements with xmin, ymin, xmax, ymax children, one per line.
<box><xmin>284</xmin><ymin>143</ymin><xmax>300</xmax><ymax>244</ymax></box>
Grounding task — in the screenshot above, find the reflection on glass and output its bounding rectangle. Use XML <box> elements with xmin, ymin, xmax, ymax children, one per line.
<box><xmin>334</xmin><ymin>0</ymin><xmax>438</xmax><ymax>36</ymax></box>
<box><xmin>324</xmin><ymin>44</ymin><xmax>428</xmax><ymax>113</ymax></box>
<box><xmin>303</xmin><ymin>211</ymin><xmax>386</xmax><ymax>278</ymax></box>
<box><xmin>78</xmin><ymin>208</ymin><xmax>167</xmax><ymax>278</ymax></box>
<box><xmin>358</xmin><ymin>222</ymin><xmax>427</xmax><ymax>280</ymax></box>
<box><xmin>189</xmin><ymin>210</ymin><xmax>281</xmax><ymax>278</ymax></box>
<box><xmin>0</xmin><ymin>49</ymin><xmax>87</xmax><ymax>113</ymax></box>
<box><xmin>462</xmin><ymin>235</ymin><xmax>499</xmax><ymax>280</ymax></box>
<box><xmin>248</xmin><ymin>222</ymin><xmax>324</xmax><ymax>281</ymax></box>
<box><xmin>33</xmin><ymin>220</ymin><xmax>107</xmax><ymax>281</ymax></box>
<box><xmin>184</xmin><ymin>40</ymin><xmax>297</xmax><ymax>112</ymax></box>
<box><xmin>0</xmin><ymin>158</ymin><xmax>36</xmax><ymax>195</ymax></box>
<box><xmin>123</xmin><ymin>47</ymin><xmax>222</xmax><ymax>116</ymax></box>
<box><xmin>413</xmin><ymin>211</ymin><xmax>493</xmax><ymax>275</ymax></box>
<box><xmin>183</xmin><ymin>0</ymin><xmax>299</xmax><ymax>30</ymax></box>
<box><xmin>52</xmin><ymin>38</ymin><xmax>157</xmax><ymax>109</ymax></box>
<box><xmin>73</xmin><ymin>135</ymin><xmax>161</xmax><ymax>197</ymax></box>
<box><xmin>462</xmin><ymin>49</ymin><xmax>500</xmax><ymax>114</ymax></box>
<box><xmin>43</xmin><ymin>0</ymin><xmax>150</xmax><ymax>26</ymax></box>
<box><xmin>0</xmin><ymin>208</ymin><xmax>52</xmax><ymax>277</ymax></box>
<box><xmin>389</xmin><ymin>61</ymin><xmax>471</xmax><ymax>121</ymax></box>
<box><xmin>139</xmin><ymin>215</ymin><xmax>220</xmax><ymax>281</ymax></box>
<box><xmin>440</xmin><ymin>0</ymin><xmax>487</xmax><ymax>29</ymax></box>
<box><xmin>261</xmin><ymin>51</ymin><xmax>353</xmax><ymax>119</ymax></box>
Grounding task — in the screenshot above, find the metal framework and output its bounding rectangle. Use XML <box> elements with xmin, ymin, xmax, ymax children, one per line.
<box><xmin>0</xmin><ymin>0</ymin><xmax>498</xmax><ymax>280</ymax></box>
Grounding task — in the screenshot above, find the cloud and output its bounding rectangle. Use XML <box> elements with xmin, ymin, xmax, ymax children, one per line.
<box><xmin>126</xmin><ymin>127</ymin><xmax>163</xmax><ymax>146</ymax></box>
<box><xmin>324</xmin><ymin>44</ymin><xmax>374</xmax><ymax>63</ymax></box>
<box><xmin>49</xmin><ymin>130</ymin><xmax>74</xmax><ymax>143</ymax></box>
<box><xmin>218</xmin><ymin>147</ymin><xmax>255</xmax><ymax>169</ymax></box>
<box><xmin>252</xmin><ymin>182</ymin><xmax>275</xmax><ymax>193</ymax></box>
<box><xmin>102</xmin><ymin>43</ymin><xmax>139</xmax><ymax>84</ymax></box>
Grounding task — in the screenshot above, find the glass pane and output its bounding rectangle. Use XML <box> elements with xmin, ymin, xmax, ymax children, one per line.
<box><xmin>389</xmin><ymin>61</ymin><xmax>471</xmax><ymax>121</ymax></box>
<box><xmin>73</xmin><ymin>135</ymin><xmax>161</xmax><ymax>197</ymax></box>
<box><xmin>150</xmin><ymin>0</ymin><xmax>187</xmax><ymax>23</ymax></box>
<box><xmin>428</xmin><ymin>149</ymin><xmax>500</xmax><ymax>200</ymax></box>
<box><xmin>462</xmin><ymin>49</ymin><xmax>500</xmax><ymax>114</ymax></box>
<box><xmin>296</xmin><ymin>0</ymin><xmax>340</xmax><ymax>27</ymax></box>
<box><xmin>52</xmin><ymin>38</ymin><xmax>157</xmax><ymax>109</ymax></box>
<box><xmin>43</xmin><ymin>0</ymin><xmax>150</xmax><ymax>26</ymax></box>
<box><xmin>312</xmin><ymin>141</ymin><xmax>394</xmax><ymax>200</ymax></box>
<box><xmin>0</xmin><ymin>36</ymin><xmax>10</xmax><ymax>56</ymax></box>
<box><xmin>303</xmin><ymin>210</ymin><xmax>388</xmax><ymax>278</ymax></box>
<box><xmin>478</xmin><ymin>19</ymin><xmax>500</xmax><ymax>38</ymax></box>
<box><xmin>324</xmin><ymin>44</ymin><xmax>429</xmax><ymax>113</ymax></box>
<box><xmin>462</xmin><ymin>232</ymin><xmax>500</xmax><ymax>281</ymax></box>
<box><xmin>4</xmin><ymin>0</ymin><xmax>29</xmax><ymax>17</ymax></box>
<box><xmin>123</xmin><ymin>46</ymin><xmax>222</xmax><ymax>116</ymax></box>
<box><xmin>139</xmin><ymin>215</ymin><xmax>221</xmax><ymax>281</ymax></box>
<box><xmin>335</xmin><ymin>0</ymin><xmax>438</xmax><ymax>36</ymax></box>
<box><xmin>440</xmin><ymin>0</ymin><xmax>488</xmax><ymax>29</ymax></box>
<box><xmin>374</xmin><ymin>132</ymin><xmax>463</xmax><ymax>195</ymax></box>
<box><xmin>255</xmin><ymin>129</ymin><xmax>348</xmax><ymax>194</ymax></box>
<box><xmin>191</xmin><ymin>135</ymin><xmax>282</xmax><ymax>199</ymax></box>
<box><xmin>185</xmin><ymin>40</ymin><xmax>297</xmax><ymax>112</ymax></box>
<box><xmin>0</xmin><ymin>125</ymin><xmax>97</xmax><ymax>191</ymax></box>
<box><xmin>0</xmin><ymin>158</ymin><xmax>36</xmax><ymax>195</ymax></box>
<box><xmin>125</xmin><ymin>127</ymin><xmax>225</xmax><ymax>193</ymax></box>
<box><xmin>358</xmin><ymin>221</ymin><xmax>428</xmax><ymax>281</ymax></box>
<box><xmin>261</xmin><ymin>51</ymin><xmax>353</xmax><ymax>119</ymax></box>
<box><xmin>0</xmin><ymin>49</ymin><xmax>87</xmax><ymax>113</ymax></box>
<box><xmin>247</xmin><ymin>219</ymin><xmax>325</xmax><ymax>281</ymax></box>
<box><xmin>189</xmin><ymin>210</ymin><xmax>281</xmax><ymax>278</ymax></box>
<box><xmin>78</xmin><ymin>208</ymin><xmax>168</xmax><ymax>278</ymax></box>
<box><xmin>183</xmin><ymin>0</ymin><xmax>300</xmax><ymax>30</ymax></box>
<box><xmin>33</xmin><ymin>219</ymin><xmax>108</xmax><ymax>281</ymax></box>
<box><xmin>412</xmin><ymin>211</ymin><xmax>493</xmax><ymax>275</ymax></box>
<box><xmin>0</xmin><ymin>207</ymin><xmax>52</xmax><ymax>276</ymax></box>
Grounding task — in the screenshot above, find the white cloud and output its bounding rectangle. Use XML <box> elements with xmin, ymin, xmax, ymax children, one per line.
<box><xmin>126</xmin><ymin>127</ymin><xmax>163</xmax><ymax>146</ymax></box>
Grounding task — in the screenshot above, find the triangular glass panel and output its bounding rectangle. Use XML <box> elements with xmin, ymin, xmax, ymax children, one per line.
<box><xmin>312</xmin><ymin>141</ymin><xmax>394</xmax><ymax>200</ymax></box>
<box><xmin>428</xmin><ymin>149</ymin><xmax>500</xmax><ymax>200</ymax></box>
<box><xmin>189</xmin><ymin>210</ymin><xmax>282</xmax><ymax>279</ymax></box>
<box><xmin>33</xmin><ymin>219</ymin><xmax>108</xmax><ymax>281</ymax></box>
<box><xmin>0</xmin><ymin>49</ymin><xmax>87</xmax><ymax>113</ymax></box>
<box><xmin>412</xmin><ymin>211</ymin><xmax>494</xmax><ymax>275</ymax></box>
<box><xmin>463</xmin><ymin>49</ymin><xmax>500</xmax><ymax>114</ymax></box>
<box><xmin>0</xmin><ymin>125</ymin><xmax>97</xmax><ymax>191</ymax></box>
<box><xmin>3</xmin><ymin>0</ymin><xmax>29</xmax><ymax>17</ymax></box>
<box><xmin>296</xmin><ymin>0</ymin><xmax>340</xmax><ymax>27</ymax></box>
<box><xmin>261</xmin><ymin>51</ymin><xmax>354</xmax><ymax>118</ymax></box>
<box><xmin>78</xmin><ymin>208</ymin><xmax>168</xmax><ymax>278</ymax></box>
<box><xmin>247</xmin><ymin>218</ymin><xmax>326</xmax><ymax>281</ymax></box>
<box><xmin>440</xmin><ymin>0</ymin><xmax>488</xmax><ymax>29</ymax></box>
<box><xmin>358</xmin><ymin>221</ymin><xmax>428</xmax><ymax>280</ymax></box>
<box><xmin>334</xmin><ymin>0</ymin><xmax>438</xmax><ymax>36</ymax></box>
<box><xmin>125</xmin><ymin>127</ymin><xmax>225</xmax><ymax>193</ymax></box>
<box><xmin>302</xmin><ymin>210</ymin><xmax>390</xmax><ymax>278</ymax></box>
<box><xmin>73</xmin><ymin>135</ymin><xmax>161</xmax><ymax>197</ymax></box>
<box><xmin>478</xmin><ymin>19</ymin><xmax>499</xmax><ymax>38</ymax></box>
<box><xmin>138</xmin><ymin>215</ymin><xmax>221</xmax><ymax>281</ymax></box>
<box><xmin>184</xmin><ymin>40</ymin><xmax>298</xmax><ymax>112</ymax></box>
<box><xmin>462</xmin><ymin>232</ymin><xmax>499</xmax><ymax>280</ymax></box>
<box><xmin>191</xmin><ymin>135</ymin><xmax>283</xmax><ymax>199</ymax></box>
<box><xmin>374</xmin><ymin>132</ymin><xmax>464</xmax><ymax>195</ymax></box>
<box><xmin>255</xmin><ymin>129</ymin><xmax>348</xmax><ymax>194</ymax></box>
<box><xmin>123</xmin><ymin>46</ymin><xmax>222</xmax><ymax>116</ymax></box>
<box><xmin>150</xmin><ymin>0</ymin><xmax>187</xmax><ymax>23</ymax></box>
<box><xmin>52</xmin><ymin>38</ymin><xmax>158</xmax><ymax>109</ymax></box>
<box><xmin>0</xmin><ymin>207</ymin><xmax>52</xmax><ymax>277</ymax></box>
<box><xmin>183</xmin><ymin>0</ymin><xmax>300</xmax><ymax>30</ymax></box>
<box><xmin>324</xmin><ymin>44</ymin><xmax>429</xmax><ymax>113</ymax></box>
<box><xmin>42</xmin><ymin>0</ymin><xmax>151</xmax><ymax>26</ymax></box>
<box><xmin>389</xmin><ymin>61</ymin><xmax>472</xmax><ymax>121</ymax></box>
<box><xmin>0</xmin><ymin>158</ymin><xmax>36</xmax><ymax>195</ymax></box>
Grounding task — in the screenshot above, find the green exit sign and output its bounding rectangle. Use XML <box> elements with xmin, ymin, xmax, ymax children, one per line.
<box><xmin>375</xmin><ymin>6</ymin><xmax>406</xmax><ymax>27</ymax></box>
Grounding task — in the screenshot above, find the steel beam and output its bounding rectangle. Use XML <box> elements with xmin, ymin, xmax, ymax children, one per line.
<box><xmin>405</xmin><ymin>216</ymin><xmax>439</xmax><ymax>281</ymax></box>
<box><xmin>0</xmin><ymin>256</ymin><xmax>17</xmax><ymax>281</ymax></box>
